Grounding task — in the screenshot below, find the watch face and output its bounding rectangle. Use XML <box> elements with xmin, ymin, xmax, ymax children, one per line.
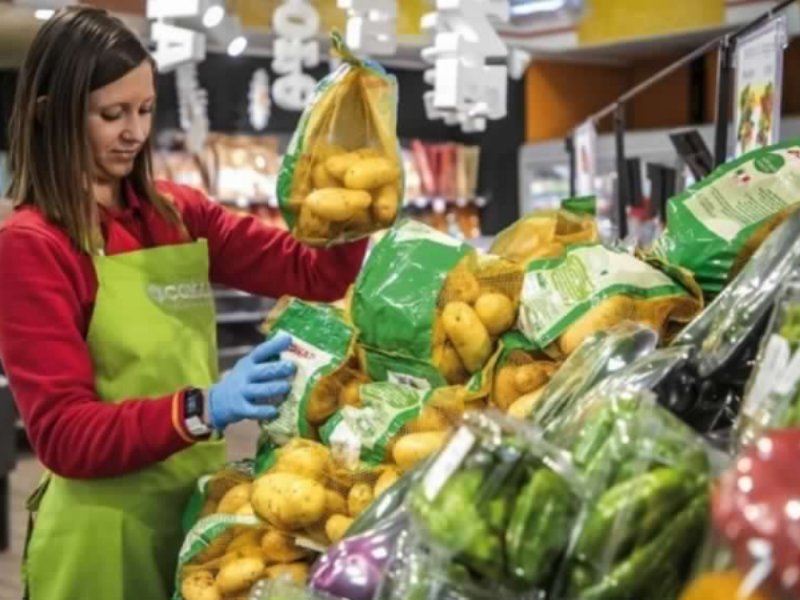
<box><xmin>186</xmin><ymin>392</ymin><xmax>201</xmax><ymax>415</ymax></box>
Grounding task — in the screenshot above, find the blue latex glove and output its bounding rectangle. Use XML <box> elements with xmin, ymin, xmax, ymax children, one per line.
<box><xmin>209</xmin><ymin>332</ymin><xmax>296</xmax><ymax>430</ymax></box>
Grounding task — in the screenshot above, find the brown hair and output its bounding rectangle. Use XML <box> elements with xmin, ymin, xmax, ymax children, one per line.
<box><xmin>8</xmin><ymin>6</ymin><xmax>181</xmax><ymax>253</ymax></box>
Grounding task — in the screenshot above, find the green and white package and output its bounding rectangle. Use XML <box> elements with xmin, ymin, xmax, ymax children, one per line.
<box><xmin>260</xmin><ymin>298</ymin><xmax>356</xmax><ymax>448</ymax></box>
<box><xmin>518</xmin><ymin>243</ymin><xmax>699</xmax><ymax>354</ymax></box>
<box><xmin>351</xmin><ymin>220</ymin><xmax>472</xmax><ymax>386</ymax></box>
<box><xmin>650</xmin><ymin>139</ymin><xmax>800</xmax><ymax>297</ymax></box>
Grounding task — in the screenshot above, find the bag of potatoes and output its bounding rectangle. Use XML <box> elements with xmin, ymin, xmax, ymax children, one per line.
<box><xmin>258</xmin><ymin>298</ymin><xmax>361</xmax><ymax>452</ymax></box>
<box><xmin>490</xmin><ymin>332</ymin><xmax>560</xmax><ymax>419</ymax></box>
<box><xmin>182</xmin><ymin>460</ymin><xmax>256</xmax><ymax>533</ymax></box>
<box><xmin>175</xmin><ymin>514</ymin><xmax>314</xmax><ymax>600</ymax></box>
<box><xmin>320</xmin><ymin>381</ymin><xmax>476</xmax><ymax>474</ymax></box>
<box><xmin>278</xmin><ymin>33</ymin><xmax>403</xmax><ymax>247</ymax></box>
<box><xmin>519</xmin><ymin>243</ymin><xmax>702</xmax><ymax>358</ymax></box>
<box><xmin>351</xmin><ymin>220</ymin><xmax>523</xmax><ymax>388</ymax></box>
<box><xmin>649</xmin><ymin>139</ymin><xmax>800</xmax><ymax>299</ymax></box>
<box><xmin>491</xmin><ymin>197</ymin><xmax>599</xmax><ymax>264</ymax></box>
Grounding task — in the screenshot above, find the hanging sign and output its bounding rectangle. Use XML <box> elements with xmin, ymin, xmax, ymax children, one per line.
<box><xmin>249</xmin><ymin>68</ymin><xmax>271</xmax><ymax>131</ymax></box>
<box><xmin>733</xmin><ymin>16</ymin><xmax>788</xmax><ymax>157</ymax></box>
<box><xmin>337</xmin><ymin>0</ymin><xmax>397</xmax><ymax>56</ymax></box>
<box><xmin>421</xmin><ymin>0</ymin><xmax>509</xmax><ymax>133</ymax></box>
<box><xmin>574</xmin><ymin>120</ymin><xmax>597</xmax><ymax>196</ymax></box>
<box><xmin>271</xmin><ymin>0</ymin><xmax>320</xmax><ymax>112</ymax></box>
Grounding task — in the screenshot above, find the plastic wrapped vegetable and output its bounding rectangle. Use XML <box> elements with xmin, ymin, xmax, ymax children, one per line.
<box><xmin>518</xmin><ymin>243</ymin><xmax>701</xmax><ymax>358</ymax></box>
<box><xmin>650</xmin><ymin>139</ymin><xmax>800</xmax><ymax>298</ymax></box>
<box><xmin>490</xmin><ymin>198</ymin><xmax>599</xmax><ymax>264</ymax></box>
<box><xmin>257</xmin><ymin>297</ymin><xmax>359</xmax><ymax>454</ymax></box>
<box><xmin>278</xmin><ymin>33</ymin><xmax>403</xmax><ymax>246</ymax></box>
<box><xmin>408</xmin><ymin>412</ymin><xmax>582</xmax><ymax>593</ymax></box>
<box><xmin>680</xmin><ymin>429</ymin><xmax>800</xmax><ymax>600</ymax></box>
<box><xmin>738</xmin><ymin>275</ymin><xmax>800</xmax><ymax>446</ymax></box>
<box><xmin>549</xmin><ymin>389</ymin><xmax>712</xmax><ymax>600</ymax></box>
<box><xmin>351</xmin><ymin>220</ymin><xmax>522</xmax><ymax>388</ymax></box>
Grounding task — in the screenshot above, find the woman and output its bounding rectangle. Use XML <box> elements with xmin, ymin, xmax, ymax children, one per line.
<box><xmin>0</xmin><ymin>7</ymin><xmax>367</xmax><ymax>600</ymax></box>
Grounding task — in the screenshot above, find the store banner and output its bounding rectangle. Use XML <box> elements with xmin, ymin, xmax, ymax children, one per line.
<box><xmin>733</xmin><ymin>15</ymin><xmax>788</xmax><ymax>158</ymax></box>
<box><xmin>574</xmin><ymin>119</ymin><xmax>597</xmax><ymax>196</ymax></box>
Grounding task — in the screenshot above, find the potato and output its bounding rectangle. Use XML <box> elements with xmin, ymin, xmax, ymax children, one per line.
<box><xmin>347</xmin><ymin>482</ymin><xmax>374</xmax><ymax>517</ymax></box>
<box><xmin>325</xmin><ymin>489</ymin><xmax>348</xmax><ymax>516</ymax></box>
<box><xmin>216</xmin><ymin>556</ymin><xmax>265</xmax><ymax>596</ymax></box>
<box><xmin>405</xmin><ymin>406</ymin><xmax>450</xmax><ymax>434</ymax></box>
<box><xmin>442</xmin><ymin>302</ymin><xmax>492</xmax><ymax>373</ymax></box>
<box><xmin>474</xmin><ymin>292</ymin><xmax>516</xmax><ymax>336</ymax></box>
<box><xmin>325</xmin><ymin>514</ymin><xmax>354</xmax><ymax>544</ymax></box>
<box><xmin>348</xmin><ymin>207</ymin><xmax>374</xmax><ymax>232</ymax></box>
<box><xmin>392</xmin><ymin>431</ymin><xmax>449</xmax><ymax>472</ymax></box>
<box><xmin>273</xmin><ymin>444</ymin><xmax>329</xmax><ymax>483</ymax></box>
<box><xmin>317</xmin><ymin>143</ymin><xmax>347</xmax><ymax>160</ymax></box>
<box><xmin>431</xmin><ymin>315</ymin><xmax>448</xmax><ymax>349</ymax></box>
<box><xmin>306</xmin><ymin>188</ymin><xmax>372</xmax><ymax>222</ymax></box>
<box><xmin>356</xmin><ymin>147</ymin><xmax>383</xmax><ymax>159</ymax></box>
<box><xmin>339</xmin><ymin>379</ymin><xmax>363</xmax><ymax>408</ymax></box>
<box><xmin>226</xmin><ymin>529</ymin><xmax>263</xmax><ymax>553</ymax></box>
<box><xmin>306</xmin><ymin>380</ymin><xmax>340</xmax><ymax>425</ymax></box>
<box><xmin>514</xmin><ymin>363</ymin><xmax>553</xmax><ymax>394</ymax></box>
<box><xmin>442</xmin><ymin>268</ymin><xmax>481</xmax><ymax>305</ymax></box>
<box><xmin>297</xmin><ymin>205</ymin><xmax>332</xmax><ymax>239</ymax></box>
<box><xmin>325</xmin><ymin>152</ymin><xmax>361</xmax><ymax>180</ymax></box>
<box><xmin>492</xmin><ymin>365</ymin><xmax>520</xmax><ymax>411</ymax></box>
<box><xmin>508</xmin><ymin>389</ymin><xmax>545</xmax><ymax>420</ymax></box>
<box><xmin>558</xmin><ymin>296</ymin><xmax>637</xmax><ymax>355</ymax></box>
<box><xmin>207</xmin><ymin>476</ymin><xmax>248</xmax><ymax>503</ymax></box>
<box><xmin>261</xmin><ymin>528</ymin><xmax>310</xmax><ymax>564</ymax></box>
<box><xmin>199</xmin><ymin>498</ymin><xmax>218</xmax><ymax>519</ymax></box>
<box><xmin>435</xmin><ymin>342</ymin><xmax>469</xmax><ymax>385</ymax></box>
<box><xmin>217</xmin><ymin>483</ymin><xmax>252</xmax><ymax>515</ymax></box>
<box><xmin>220</xmin><ymin>546</ymin><xmax>264</xmax><ymax>568</ymax></box>
<box><xmin>263</xmin><ymin>562</ymin><xmax>310</xmax><ymax>585</ymax></box>
<box><xmin>252</xmin><ymin>473</ymin><xmax>327</xmax><ymax>530</ymax></box>
<box><xmin>312</xmin><ymin>162</ymin><xmax>340</xmax><ymax>189</ymax></box>
<box><xmin>373</xmin><ymin>467</ymin><xmax>400</xmax><ymax>498</ymax></box>
<box><xmin>344</xmin><ymin>157</ymin><xmax>400</xmax><ymax>190</ymax></box>
<box><xmin>372</xmin><ymin>184</ymin><xmax>399</xmax><ymax>226</ymax></box>
<box><xmin>235</xmin><ymin>502</ymin><xmax>255</xmax><ymax>517</ymax></box>
<box><xmin>193</xmin><ymin>532</ymin><xmax>232</xmax><ymax>563</ymax></box>
<box><xmin>181</xmin><ymin>570</ymin><xmax>221</xmax><ymax>600</ymax></box>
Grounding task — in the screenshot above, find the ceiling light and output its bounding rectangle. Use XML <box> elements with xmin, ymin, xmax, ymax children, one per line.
<box><xmin>34</xmin><ymin>9</ymin><xmax>56</xmax><ymax>20</ymax></box>
<box><xmin>202</xmin><ymin>5</ymin><xmax>224</xmax><ymax>28</ymax></box>
<box><xmin>227</xmin><ymin>35</ymin><xmax>247</xmax><ymax>57</ymax></box>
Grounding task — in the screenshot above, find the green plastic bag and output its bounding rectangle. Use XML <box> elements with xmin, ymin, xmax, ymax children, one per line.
<box><xmin>650</xmin><ymin>139</ymin><xmax>800</xmax><ymax>297</ymax></box>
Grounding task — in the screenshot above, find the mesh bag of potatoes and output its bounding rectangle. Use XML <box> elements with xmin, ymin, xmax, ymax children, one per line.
<box><xmin>518</xmin><ymin>243</ymin><xmax>702</xmax><ymax>359</ymax></box>
<box><xmin>181</xmin><ymin>460</ymin><xmax>256</xmax><ymax>532</ymax></box>
<box><xmin>490</xmin><ymin>198</ymin><xmax>599</xmax><ymax>264</ymax></box>
<box><xmin>489</xmin><ymin>331</ymin><xmax>560</xmax><ymax>420</ymax></box>
<box><xmin>351</xmin><ymin>220</ymin><xmax>523</xmax><ymax>388</ymax></box>
<box><xmin>319</xmin><ymin>381</ymin><xmax>482</xmax><ymax>474</ymax></box>
<box><xmin>257</xmin><ymin>298</ymin><xmax>362</xmax><ymax>457</ymax></box>
<box><xmin>277</xmin><ymin>33</ymin><xmax>403</xmax><ymax>247</ymax></box>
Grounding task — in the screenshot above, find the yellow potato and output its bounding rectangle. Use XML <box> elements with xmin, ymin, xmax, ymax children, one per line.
<box><xmin>372</xmin><ymin>184</ymin><xmax>399</xmax><ymax>226</ymax></box>
<box><xmin>344</xmin><ymin>157</ymin><xmax>400</xmax><ymax>190</ymax></box>
<box><xmin>216</xmin><ymin>556</ymin><xmax>265</xmax><ymax>596</ymax></box>
<box><xmin>508</xmin><ymin>389</ymin><xmax>545</xmax><ymax>420</ymax></box>
<box><xmin>392</xmin><ymin>431</ymin><xmax>449</xmax><ymax>472</ymax></box>
<box><xmin>492</xmin><ymin>365</ymin><xmax>520</xmax><ymax>411</ymax></box>
<box><xmin>181</xmin><ymin>570</ymin><xmax>221</xmax><ymax>600</ymax></box>
<box><xmin>442</xmin><ymin>302</ymin><xmax>492</xmax><ymax>373</ymax></box>
<box><xmin>558</xmin><ymin>296</ymin><xmax>637</xmax><ymax>356</ymax></box>
<box><xmin>193</xmin><ymin>532</ymin><xmax>232</xmax><ymax>563</ymax></box>
<box><xmin>312</xmin><ymin>162</ymin><xmax>340</xmax><ymax>189</ymax></box>
<box><xmin>235</xmin><ymin>503</ymin><xmax>254</xmax><ymax>517</ymax></box>
<box><xmin>348</xmin><ymin>207</ymin><xmax>374</xmax><ymax>233</ymax></box>
<box><xmin>272</xmin><ymin>444</ymin><xmax>329</xmax><ymax>483</ymax></box>
<box><xmin>435</xmin><ymin>342</ymin><xmax>469</xmax><ymax>385</ymax></box>
<box><xmin>338</xmin><ymin>379</ymin><xmax>363</xmax><ymax>408</ymax></box>
<box><xmin>431</xmin><ymin>315</ymin><xmax>448</xmax><ymax>349</ymax></box>
<box><xmin>260</xmin><ymin>528</ymin><xmax>310</xmax><ymax>564</ymax></box>
<box><xmin>306</xmin><ymin>380</ymin><xmax>340</xmax><ymax>425</ymax></box>
<box><xmin>442</xmin><ymin>268</ymin><xmax>481</xmax><ymax>305</ymax></box>
<box><xmin>220</xmin><ymin>546</ymin><xmax>264</xmax><ymax>568</ymax></box>
<box><xmin>325</xmin><ymin>514</ymin><xmax>354</xmax><ymax>544</ymax></box>
<box><xmin>263</xmin><ymin>562</ymin><xmax>310</xmax><ymax>585</ymax></box>
<box><xmin>474</xmin><ymin>293</ymin><xmax>516</xmax><ymax>336</ymax></box>
<box><xmin>373</xmin><ymin>467</ymin><xmax>400</xmax><ymax>498</ymax></box>
<box><xmin>306</xmin><ymin>188</ymin><xmax>372</xmax><ymax>222</ymax></box>
<box><xmin>217</xmin><ymin>483</ymin><xmax>252</xmax><ymax>515</ymax></box>
<box><xmin>325</xmin><ymin>152</ymin><xmax>361</xmax><ymax>180</ymax></box>
<box><xmin>325</xmin><ymin>489</ymin><xmax>348</xmax><ymax>516</ymax></box>
<box><xmin>296</xmin><ymin>205</ymin><xmax>332</xmax><ymax>239</ymax></box>
<box><xmin>514</xmin><ymin>363</ymin><xmax>553</xmax><ymax>394</ymax></box>
<box><xmin>317</xmin><ymin>143</ymin><xmax>347</xmax><ymax>160</ymax></box>
<box><xmin>252</xmin><ymin>473</ymin><xmax>327</xmax><ymax>530</ymax></box>
<box><xmin>226</xmin><ymin>529</ymin><xmax>263</xmax><ymax>553</ymax></box>
<box><xmin>404</xmin><ymin>406</ymin><xmax>450</xmax><ymax>434</ymax></box>
<box><xmin>347</xmin><ymin>482</ymin><xmax>374</xmax><ymax>517</ymax></box>
<box><xmin>356</xmin><ymin>147</ymin><xmax>383</xmax><ymax>159</ymax></box>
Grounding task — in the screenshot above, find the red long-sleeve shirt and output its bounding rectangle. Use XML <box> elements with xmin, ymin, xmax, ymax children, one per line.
<box><xmin>0</xmin><ymin>181</ymin><xmax>367</xmax><ymax>479</ymax></box>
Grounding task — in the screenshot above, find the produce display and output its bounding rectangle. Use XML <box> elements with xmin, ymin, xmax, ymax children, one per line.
<box><xmin>277</xmin><ymin>34</ymin><xmax>402</xmax><ymax>247</ymax></box>
<box><xmin>649</xmin><ymin>139</ymin><xmax>800</xmax><ymax>298</ymax></box>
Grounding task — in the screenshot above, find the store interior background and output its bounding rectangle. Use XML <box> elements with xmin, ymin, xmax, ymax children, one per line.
<box><xmin>1</xmin><ymin>0</ymin><xmax>800</xmax><ymax>597</ymax></box>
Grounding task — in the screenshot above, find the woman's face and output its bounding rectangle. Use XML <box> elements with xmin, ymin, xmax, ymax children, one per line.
<box><xmin>87</xmin><ymin>60</ymin><xmax>155</xmax><ymax>183</ymax></box>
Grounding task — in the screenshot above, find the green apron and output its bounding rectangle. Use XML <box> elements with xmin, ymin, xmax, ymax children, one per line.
<box><xmin>24</xmin><ymin>239</ymin><xmax>226</xmax><ymax>600</ymax></box>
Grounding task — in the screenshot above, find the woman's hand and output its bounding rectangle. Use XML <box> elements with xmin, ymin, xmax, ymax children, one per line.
<box><xmin>208</xmin><ymin>332</ymin><xmax>296</xmax><ymax>430</ymax></box>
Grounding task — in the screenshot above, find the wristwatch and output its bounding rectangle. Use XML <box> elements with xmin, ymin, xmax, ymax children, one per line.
<box><xmin>183</xmin><ymin>387</ymin><xmax>213</xmax><ymax>437</ymax></box>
